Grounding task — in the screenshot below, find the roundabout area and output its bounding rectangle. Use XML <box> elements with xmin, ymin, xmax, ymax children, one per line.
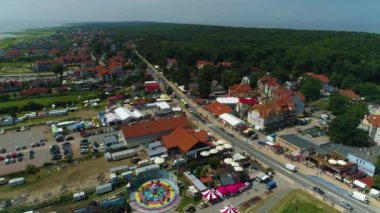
<box><xmin>130</xmin><ymin>179</ymin><xmax>180</xmax><ymax>212</ymax></box>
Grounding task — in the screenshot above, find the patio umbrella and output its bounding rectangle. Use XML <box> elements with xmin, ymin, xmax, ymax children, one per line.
<box><xmin>201</xmin><ymin>189</ymin><xmax>219</xmax><ymax>202</ymax></box>
<box><xmin>154</xmin><ymin>157</ymin><xmax>165</xmax><ymax>165</ymax></box>
<box><xmin>223</xmin><ymin>143</ymin><xmax>233</xmax><ymax>149</ymax></box>
<box><xmin>220</xmin><ymin>205</ymin><xmax>240</xmax><ymax>213</ymax></box>
<box><xmin>212</xmin><ymin>141</ymin><xmax>218</xmax><ymax>146</ymax></box>
<box><xmin>216</xmin><ymin>145</ymin><xmax>225</xmax><ymax>151</ymax></box>
<box><xmin>224</xmin><ymin>158</ymin><xmax>233</xmax><ymax>164</ymax></box>
<box><xmin>234</xmin><ymin>166</ymin><xmax>243</xmax><ymax>172</ymax></box>
<box><xmin>200</xmin><ymin>151</ymin><xmax>210</xmax><ymax>157</ymax></box>
<box><xmin>231</xmin><ymin>162</ymin><xmax>240</xmax><ymax>167</ymax></box>
<box><xmin>216</xmin><ymin>139</ymin><xmax>226</xmax><ymax>145</ymax></box>
<box><xmin>210</xmin><ymin>149</ymin><xmax>219</xmax><ymax>154</ymax></box>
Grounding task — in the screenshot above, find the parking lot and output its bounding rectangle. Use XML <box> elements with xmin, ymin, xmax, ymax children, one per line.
<box><xmin>0</xmin><ymin>126</ymin><xmax>55</xmax><ymax>175</ymax></box>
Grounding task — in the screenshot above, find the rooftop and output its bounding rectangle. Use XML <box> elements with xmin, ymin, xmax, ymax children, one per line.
<box><xmin>339</xmin><ymin>89</ymin><xmax>361</xmax><ymax>101</ymax></box>
<box><xmin>321</xmin><ymin>143</ymin><xmax>380</xmax><ymax>164</ymax></box>
<box><xmin>278</xmin><ymin>134</ymin><xmax>329</xmax><ymax>154</ymax></box>
<box><xmin>204</xmin><ymin>101</ymin><xmax>233</xmax><ymax>116</ymax></box>
<box><xmin>121</xmin><ymin>116</ymin><xmax>190</xmax><ymax>139</ymax></box>
<box><xmin>162</xmin><ymin>127</ymin><xmax>209</xmax><ymax>153</ymax></box>
<box><xmin>305</xmin><ymin>72</ymin><xmax>330</xmax><ymax>83</ymax></box>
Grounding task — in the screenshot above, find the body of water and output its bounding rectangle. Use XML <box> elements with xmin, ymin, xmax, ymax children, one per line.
<box><xmin>0</xmin><ymin>20</ymin><xmax>67</xmax><ymax>39</ymax></box>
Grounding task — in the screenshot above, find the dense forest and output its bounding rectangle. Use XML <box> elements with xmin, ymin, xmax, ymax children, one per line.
<box><xmin>78</xmin><ymin>22</ymin><xmax>380</xmax><ymax>103</ymax></box>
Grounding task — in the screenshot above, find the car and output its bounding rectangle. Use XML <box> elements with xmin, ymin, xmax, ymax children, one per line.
<box><xmin>52</xmin><ymin>154</ymin><xmax>62</xmax><ymax>161</ymax></box>
<box><xmin>20</xmin><ymin>126</ymin><xmax>25</xmax><ymax>131</ymax></box>
<box><xmin>22</xmin><ymin>145</ymin><xmax>27</xmax><ymax>150</ymax></box>
<box><xmin>93</xmin><ymin>142</ymin><xmax>99</xmax><ymax>148</ymax></box>
<box><xmin>15</xmin><ymin>146</ymin><xmax>21</xmax><ymax>151</ymax></box>
<box><xmin>17</xmin><ymin>156</ymin><xmax>23</xmax><ymax>161</ymax></box>
<box><xmin>31</xmin><ymin>143</ymin><xmax>36</xmax><ymax>148</ymax></box>
<box><xmin>56</xmin><ymin>137</ymin><xmax>64</xmax><ymax>142</ymax></box>
<box><xmin>17</xmin><ymin>152</ymin><xmax>23</xmax><ymax>157</ymax></box>
<box><xmin>40</xmin><ymin>141</ymin><xmax>45</xmax><ymax>146</ymax></box>
<box><xmin>29</xmin><ymin>150</ymin><xmax>35</xmax><ymax>155</ymax></box>
<box><xmin>5</xmin><ymin>154</ymin><xmax>11</xmax><ymax>159</ymax></box>
<box><xmin>1</xmin><ymin>148</ymin><xmax>6</xmax><ymax>153</ymax></box>
<box><xmin>25</xmin><ymin>126</ymin><xmax>30</xmax><ymax>130</ymax></box>
<box><xmin>99</xmin><ymin>144</ymin><xmax>104</xmax><ymax>150</ymax></box>
<box><xmin>65</xmin><ymin>136</ymin><xmax>74</xmax><ymax>141</ymax></box>
<box><xmin>16</xmin><ymin>128</ymin><xmax>21</xmax><ymax>132</ymax></box>
<box><xmin>339</xmin><ymin>200</ymin><xmax>353</xmax><ymax>210</ymax></box>
<box><xmin>11</xmin><ymin>152</ymin><xmax>17</xmax><ymax>158</ymax></box>
<box><xmin>11</xmin><ymin>158</ymin><xmax>16</xmax><ymax>163</ymax></box>
<box><xmin>227</xmin><ymin>132</ymin><xmax>235</xmax><ymax>138</ymax></box>
<box><xmin>51</xmin><ymin>150</ymin><xmax>61</xmax><ymax>155</ymax></box>
<box><xmin>313</xmin><ymin>186</ymin><xmax>325</xmax><ymax>195</ymax></box>
<box><xmin>251</xmin><ymin>132</ymin><xmax>259</xmax><ymax>139</ymax></box>
<box><xmin>0</xmin><ymin>129</ymin><xmax>5</xmax><ymax>134</ymax></box>
<box><xmin>0</xmin><ymin>156</ymin><xmax>4</xmax><ymax>161</ymax></box>
<box><xmin>4</xmin><ymin>159</ymin><xmax>10</xmax><ymax>165</ymax></box>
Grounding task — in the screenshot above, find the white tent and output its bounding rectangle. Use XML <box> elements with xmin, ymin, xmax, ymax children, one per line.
<box><xmin>219</xmin><ymin>113</ymin><xmax>246</xmax><ymax>128</ymax></box>
<box><xmin>232</xmin><ymin>153</ymin><xmax>246</xmax><ymax>161</ymax></box>
<box><xmin>224</xmin><ymin>158</ymin><xmax>233</xmax><ymax>164</ymax></box>
<box><xmin>114</xmin><ymin>107</ymin><xmax>135</xmax><ymax>121</ymax></box>
<box><xmin>210</xmin><ymin>149</ymin><xmax>218</xmax><ymax>154</ymax></box>
<box><xmin>216</xmin><ymin>145</ymin><xmax>225</xmax><ymax>151</ymax></box>
<box><xmin>216</xmin><ymin>139</ymin><xmax>226</xmax><ymax>145</ymax></box>
<box><xmin>234</xmin><ymin>166</ymin><xmax>243</xmax><ymax>172</ymax></box>
<box><xmin>216</xmin><ymin>97</ymin><xmax>239</xmax><ymax>105</ymax></box>
<box><xmin>353</xmin><ymin>180</ymin><xmax>367</xmax><ymax>189</ymax></box>
<box><xmin>231</xmin><ymin>162</ymin><xmax>240</xmax><ymax>167</ymax></box>
<box><xmin>220</xmin><ymin>205</ymin><xmax>240</xmax><ymax>213</ymax></box>
<box><xmin>201</xmin><ymin>189</ymin><xmax>219</xmax><ymax>202</ymax></box>
<box><xmin>154</xmin><ymin>157</ymin><xmax>165</xmax><ymax>165</ymax></box>
<box><xmin>223</xmin><ymin>144</ymin><xmax>233</xmax><ymax>149</ymax></box>
<box><xmin>200</xmin><ymin>151</ymin><xmax>210</xmax><ymax>157</ymax></box>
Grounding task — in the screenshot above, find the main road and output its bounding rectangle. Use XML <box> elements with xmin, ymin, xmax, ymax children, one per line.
<box><xmin>134</xmin><ymin>50</ymin><xmax>377</xmax><ymax>213</ymax></box>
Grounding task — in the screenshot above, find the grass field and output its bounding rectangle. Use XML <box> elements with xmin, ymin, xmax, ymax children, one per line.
<box><xmin>0</xmin><ymin>91</ymin><xmax>101</xmax><ymax>110</ymax></box>
<box><xmin>269</xmin><ymin>189</ymin><xmax>339</xmax><ymax>213</ymax></box>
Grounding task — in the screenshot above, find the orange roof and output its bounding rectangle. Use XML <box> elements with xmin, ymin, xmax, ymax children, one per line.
<box><xmin>162</xmin><ymin>127</ymin><xmax>209</xmax><ymax>153</ymax></box>
<box><xmin>339</xmin><ymin>89</ymin><xmax>360</xmax><ymax>101</ymax></box>
<box><xmin>252</xmin><ymin>99</ymin><xmax>289</xmax><ymax>118</ymax></box>
<box><xmin>204</xmin><ymin>102</ymin><xmax>233</xmax><ymax>116</ymax></box>
<box><xmin>367</xmin><ymin>115</ymin><xmax>380</xmax><ymax>127</ymax></box>
<box><xmin>305</xmin><ymin>72</ymin><xmax>330</xmax><ymax>83</ymax></box>
<box><xmin>121</xmin><ymin>116</ymin><xmax>190</xmax><ymax>139</ymax></box>
<box><xmin>258</xmin><ymin>76</ymin><xmax>280</xmax><ymax>87</ymax></box>
<box><xmin>229</xmin><ymin>84</ymin><xmax>252</xmax><ymax>95</ymax></box>
<box><xmin>200</xmin><ymin>176</ymin><xmax>213</xmax><ymax>184</ymax></box>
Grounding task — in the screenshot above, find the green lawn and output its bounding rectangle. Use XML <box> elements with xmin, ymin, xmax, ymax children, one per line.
<box><xmin>269</xmin><ymin>189</ymin><xmax>339</xmax><ymax>213</ymax></box>
<box><xmin>0</xmin><ymin>91</ymin><xmax>101</xmax><ymax>110</ymax></box>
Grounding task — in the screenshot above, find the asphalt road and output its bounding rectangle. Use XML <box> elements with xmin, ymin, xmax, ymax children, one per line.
<box><xmin>134</xmin><ymin>50</ymin><xmax>377</xmax><ymax>213</ymax></box>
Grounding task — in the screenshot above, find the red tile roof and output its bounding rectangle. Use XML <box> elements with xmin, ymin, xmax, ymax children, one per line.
<box><xmin>218</xmin><ymin>61</ymin><xmax>232</xmax><ymax>67</ymax></box>
<box><xmin>258</xmin><ymin>76</ymin><xmax>280</xmax><ymax>87</ymax></box>
<box><xmin>145</xmin><ymin>82</ymin><xmax>161</xmax><ymax>92</ymax></box>
<box><xmin>197</xmin><ymin>60</ymin><xmax>213</xmax><ymax>69</ymax></box>
<box><xmin>357</xmin><ymin>176</ymin><xmax>373</xmax><ymax>188</ymax></box>
<box><xmin>162</xmin><ymin>127</ymin><xmax>209</xmax><ymax>153</ymax></box>
<box><xmin>339</xmin><ymin>89</ymin><xmax>361</xmax><ymax>101</ymax></box>
<box><xmin>200</xmin><ymin>176</ymin><xmax>213</xmax><ymax>184</ymax></box>
<box><xmin>305</xmin><ymin>72</ymin><xmax>330</xmax><ymax>83</ymax></box>
<box><xmin>167</xmin><ymin>58</ymin><xmax>177</xmax><ymax>66</ymax></box>
<box><xmin>252</xmin><ymin>99</ymin><xmax>289</xmax><ymax>118</ymax></box>
<box><xmin>367</xmin><ymin>115</ymin><xmax>380</xmax><ymax>127</ymax></box>
<box><xmin>204</xmin><ymin>102</ymin><xmax>233</xmax><ymax>116</ymax></box>
<box><xmin>239</xmin><ymin>97</ymin><xmax>258</xmax><ymax>106</ymax></box>
<box><xmin>229</xmin><ymin>84</ymin><xmax>252</xmax><ymax>96</ymax></box>
<box><xmin>121</xmin><ymin>116</ymin><xmax>190</xmax><ymax>140</ymax></box>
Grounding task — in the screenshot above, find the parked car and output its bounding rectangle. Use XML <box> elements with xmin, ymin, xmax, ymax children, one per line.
<box><xmin>1</xmin><ymin>148</ymin><xmax>6</xmax><ymax>153</ymax></box>
<box><xmin>17</xmin><ymin>153</ymin><xmax>23</xmax><ymax>157</ymax></box>
<box><xmin>0</xmin><ymin>129</ymin><xmax>5</xmax><ymax>134</ymax></box>
<box><xmin>40</xmin><ymin>141</ymin><xmax>45</xmax><ymax>146</ymax></box>
<box><xmin>17</xmin><ymin>156</ymin><xmax>23</xmax><ymax>162</ymax></box>
<box><xmin>313</xmin><ymin>186</ymin><xmax>325</xmax><ymax>195</ymax></box>
<box><xmin>22</xmin><ymin>145</ymin><xmax>27</xmax><ymax>150</ymax></box>
<box><xmin>65</xmin><ymin>136</ymin><xmax>74</xmax><ymax>141</ymax></box>
<box><xmin>31</xmin><ymin>143</ymin><xmax>36</xmax><ymax>148</ymax></box>
<box><xmin>4</xmin><ymin>159</ymin><xmax>10</xmax><ymax>165</ymax></box>
<box><xmin>56</xmin><ymin>136</ymin><xmax>64</xmax><ymax>142</ymax></box>
<box><xmin>339</xmin><ymin>200</ymin><xmax>353</xmax><ymax>210</ymax></box>
<box><xmin>25</xmin><ymin>126</ymin><xmax>30</xmax><ymax>130</ymax></box>
<box><xmin>0</xmin><ymin>156</ymin><xmax>4</xmax><ymax>161</ymax></box>
<box><xmin>15</xmin><ymin>146</ymin><xmax>21</xmax><ymax>151</ymax></box>
<box><xmin>93</xmin><ymin>142</ymin><xmax>99</xmax><ymax>148</ymax></box>
<box><xmin>11</xmin><ymin>158</ymin><xmax>16</xmax><ymax>163</ymax></box>
<box><xmin>20</xmin><ymin>126</ymin><xmax>26</xmax><ymax>131</ymax></box>
<box><xmin>52</xmin><ymin>154</ymin><xmax>62</xmax><ymax>161</ymax></box>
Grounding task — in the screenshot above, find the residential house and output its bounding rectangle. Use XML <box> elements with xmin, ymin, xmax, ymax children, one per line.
<box><xmin>361</xmin><ymin>115</ymin><xmax>380</xmax><ymax>145</ymax></box>
<box><xmin>196</xmin><ymin>60</ymin><xmax>213</xmax><ymax>69</ymax></box>
<box><xmin>217</xmin><ymin>61</ymin><xmax>232</xmax><ymax>68</ymax></box>
<box><xmin>108</xmin><ymin>56</ymin><xmax>125</xmax><ymax>76</ymax></box>
<box><xmin>167</xmin><ymin>58</ymin><xmax>177</xmax><ymax>69</ymax></box>
<box><xmin>162</xmin><ymin>127</ymin><xmax>210</xmax><ymax>158</ymax></box>
<box><xmin>145</xmin><ymin>81</ymin><xmax>161</xmax><ymax>92</ymax></box>
<box><xmin>205</xmin><ymin>102</ymin><xmax>233</xmax><ymax>116</ymax></box>
<box><xmin>236</xmin><ymin>97</ymin><xmax>258</xmax><ymax>115</ymax></box>
<box><xmin>304</xmin><ymin>72</ymin><xmax>337</xmax><ymax>94</ymax></box>
<box><xmin>257</xmin><ymin>76</ymin><xmax>281</xmax><ymax>98</ymax></box>
<box><xmin>228</xmin><ymin>83</ymin><xmax>252</xmax><ymax>98</ymax></box>
<box><xmin>339</xmin><ymin>89</ymin><xmax>361</xmax><ymax>101</ymax></box>
<box><xmin>272</xmin><ymin>86</ymin><xmax>305</xmax><ymax>116</ymax></box>
<box><xmin>119</xmin><ymin>116</ymin><xmax>190</xmax><ymax>148</ymax></box>
<box><xmin>74</xmin><ymin>68</ymin><xmax>97</xmax><ymax>78</ymax></box>
<box><xmin>247</xmin><ymin>99</ymin><xmax>291</xmax><ymax>130</ymax></box>
<box><xmin>34</xmin><ymin>59</ymin><xmax>63</xmax><ymax>71</ymax></box>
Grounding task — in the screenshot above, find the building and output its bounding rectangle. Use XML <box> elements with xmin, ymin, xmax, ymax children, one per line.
<box><xmin>272</xmin><ymin>86</ymin><xmax>305</xmax><ymax>116</ymax></box>
<box><xmin>228</xmin><ymin>84</ymin><xmax>252</xmax><ymax>98</ymax></box>
<box><xmin>145</xmin><ymin>81</ymin><xmax>161</xmax><ymax>92</ymax></box>
<box><xmin>204</xmin><ymin>102</ymin><xmax>233</xmax><ymax>116</ymax></box>
<box><xmin>119</xmin><ymin>116</ymin><xmax>190</xmax><ymax>148</ymax></box>
<box><xmin>360</xmin><ymin>115</ymin><xmax>380</xmax><ymax>145</ymax></box>
<box><xmin>236</xmin><ymin>97</ymin><xmax>258</xmax><ymax>115</ymax></box>
<box><xmin>167</xmin><ymin>58</ymin><xmax>177</xmax><ymax>69</ymax></box>
<box><xmin>196</xmin><ymin>60</ymin><xmax>213</xmax><ymax>69</ymax></box>
<box><xmin>217</xmin><ymin>61</ymin><xmax>232</xmax><ymax>68</ymax></box>
<box><xmin>322</xmin><ymin>143</ymin><xmax>378</xmax><ymax>177</ymax></box>
<box><xmin>216</xmin><ymin>97</ymin><xmax>239</xmax><ymax>106</ymax></box>
<box><xmin>257</xmin><ymin>76</ymin><xmax>280</xmax><ymax>98</ymax></box>
<box><xmin>339</xmin><ymin>89</ymin><xmax>361</xmax><ymax>101</ymax></box>
<box><xmin>219</xmin><ymin>113</ymin><xmax>247</xmax><ymax>130</ymax></box>
<box><xmin>276</xmin><ymin>134</ymin><xmax>328</xmax><ymax>154</ymax></box>
<box><xmin>147</xmin><ymin>141</ymin><xmax>168</xmax><ymax>158</ymax></box>
<box><xmin>162</xmin><ymin>127</ymin><xmax>210</xmax><ymax>158</ymax></box>
<box><xmin>247</xmin><ymin>99</ymin><xmax>291</xmax><ymax>130</ymax></box>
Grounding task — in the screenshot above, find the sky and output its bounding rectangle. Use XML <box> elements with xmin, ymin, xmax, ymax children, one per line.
<box><xmin>0</xmin><ymin>0</ymin><xmax>379</xmax><ymax>32</ymax></box>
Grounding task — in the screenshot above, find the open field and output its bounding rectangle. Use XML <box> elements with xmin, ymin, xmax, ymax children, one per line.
<box><xmin>4</xmin><ymin>28</ymin><xmax>56</xmax><ymax>37</ymax></box>
<box><xmin>269</xmin><ymin>189</ymin><xmax>339</xmax><ymax>213</ymax></box>
<box><xmin>0</xmin><ymin>156</ymin><xmax>137</xmax><ymax>205</ymax></box>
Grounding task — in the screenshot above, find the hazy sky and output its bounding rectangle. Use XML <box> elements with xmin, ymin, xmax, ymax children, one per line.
<box><xmin>0</xmin><ymin>0</ymin><xmax>378</xmax><ymax>32</ymax></box>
